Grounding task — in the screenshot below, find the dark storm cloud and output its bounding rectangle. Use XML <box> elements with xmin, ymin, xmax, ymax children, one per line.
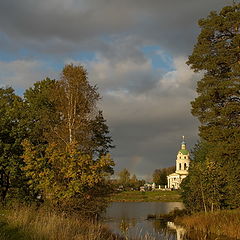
<box><xmin>0</xmin><ymin>0</ymin><xmax>233</xmax><ymax>178</ymax></box>
<box><xmin>94</xmin><ymin>55</ymin><xmax>201</xmax><ymax>177</ymax></box>
<box><xmin>0</xmin><ymin>0</ymin><xmax>233</xmax><ymax>56</ymax></box>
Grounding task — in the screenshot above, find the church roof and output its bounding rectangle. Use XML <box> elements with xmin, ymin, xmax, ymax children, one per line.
<box><xmin>168</xmin><ymin>172</ymin><xmax>179</xmax><ymax>177</ymax></box>
<box><xmin>178</xmin><ymin>149</ymin><xmax>189</xmax><ymax>155</ymax></box>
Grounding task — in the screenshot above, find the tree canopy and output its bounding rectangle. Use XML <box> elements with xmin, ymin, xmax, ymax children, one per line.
<box><xmin>182</xmin><ymin>4</ymin><xmax>240</xmax><ymax>212</ymax></box>
<box><xmin>0</xmin><ymin>64</ymin><xmax>114</xmax><ymax>216</ymax></box>
<box><xmin>152</xmin><ymin>166</ymin><xmax>175</xmax><ymax>186</ymax></box>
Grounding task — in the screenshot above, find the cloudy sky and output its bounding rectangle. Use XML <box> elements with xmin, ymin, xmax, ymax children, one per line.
<box><xmin>0</xmin><ymin>0</ymin><xmax>233</xmax><ymax>179</ymax></box>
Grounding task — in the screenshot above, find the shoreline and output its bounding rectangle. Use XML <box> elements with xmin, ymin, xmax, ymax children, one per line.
<box><xmin>109</xmin><ymin>190</ymin><xmax>182</xmax><ymax>202</ymax></box>
<box><xmin>0</xmin><ymin>205</ymin><xmax>123</xmax><ymax>240</ymax></box>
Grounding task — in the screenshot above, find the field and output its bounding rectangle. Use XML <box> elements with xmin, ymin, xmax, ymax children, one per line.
<box><xmin>110</xmin><ymin>190</ymin><xmax>181</xmax><ymax>202</ymax></box>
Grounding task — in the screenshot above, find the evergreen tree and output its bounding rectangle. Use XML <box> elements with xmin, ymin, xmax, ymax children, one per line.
<box><xmin>0</xmin><ymin>87</ymin><xmax>28</xmax><ymax>203</ymax></box>
<box><xmin>184</xmin><ymin>3</ymin><xmax>240</xmax><ymax>211</ymax></box>
<box><xmin>187</xmin><ymin>4</ymin><xmax>240</xmax><ymax>145</ymax></box>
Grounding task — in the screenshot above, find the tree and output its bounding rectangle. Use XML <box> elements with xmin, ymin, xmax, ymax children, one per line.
<box><xmin>48</xmin><ymin>64</ymin><xmax>100</xmax><ymax>151</ymax></box>
<box><xmin>118</xmin><ymin>168</ymin><xmax>130</xmax><ymax>187</ymax></box>
<box><xmin>152</xmin><ymin>166</ymin><xmax>175</xmax><ymax>186</ymax></box>
<box><xmin>184</xmin><ymin>3</ymin><xmax>240</xmax><ymax>211</ymax></box>
<box><xmin>187</xmin><ymin>4</ymin><xmax>240</xmax><ymax>145</ymax></box>
<box><xmin>181</xmin><ymin>141</ymin><xmax>226</xmax><ymax>212</ymax></box>
<box><xmin>22</xmin><ymin>140</ymin><xmax>114</xmax><ymax>216</ymax></box>
<box><xmin>23</xmin><ymin>78</ymin><xmax>58</xmax><ymax>147</ymax></box>
<box><xmin>0</xmin><ymin>87</ymin><xmax>27</xmax><ymax>203</ymax></box>
<box><xmin>22</xmin><ymin>64</ymin><xmax>114</xmax><ymax>214</ymax></box>
<box><xmin>89</xmin><ymin>111</ymin><xmax>114</xmax><ymax>158</ymax></box>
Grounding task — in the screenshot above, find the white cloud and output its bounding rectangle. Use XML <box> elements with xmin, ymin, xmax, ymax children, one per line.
<box><xmin>0</xmin><ymin>60</ymin><xmax>56</xmax><ymax>91</ymax></box>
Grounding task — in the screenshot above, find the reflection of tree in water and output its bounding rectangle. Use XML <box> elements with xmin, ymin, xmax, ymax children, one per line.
<box><xmin>167</xmin><ymin>222</ymin><xmax>186</xmax><ymax>240</ymax></box>
<box><xmin>151</xmin><ymin>220</ymin><xmax>167</xmax><ymax>231</ymax></box>
<box><xmin>119</xmin><ymin>218</ymin><xmax>137</xmax><ymax>239</ymax></box>
<box><xmin>151</xmin><ymin>220</ymin><xmax>176</xmax><ymax>239</ymax></box>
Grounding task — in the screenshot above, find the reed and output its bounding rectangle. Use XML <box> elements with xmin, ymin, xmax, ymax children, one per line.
<box><xmin>177</xmin><ymin>208</ymin><xmax>240</xmax><ymax>239</ymax></box>
<box><xmin>0</xmin><ymin>205</ymin><xmax>120</xmax><ymax>240</ymax></box>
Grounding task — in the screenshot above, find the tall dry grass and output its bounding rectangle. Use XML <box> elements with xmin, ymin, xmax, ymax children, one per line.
<box><xmin>0</xmin><ymin>205</ymin><xmax>162</xmax><ymax>240</ymax></box>
<box><xmin>177</xmin><ymin>208</ymin><xmax>240</xmax><ymax>239</ymax></box>
<box><xmin>0</xmin><ymin>205</ymin><xmax>120</xmax><ymax>240</ymax></box>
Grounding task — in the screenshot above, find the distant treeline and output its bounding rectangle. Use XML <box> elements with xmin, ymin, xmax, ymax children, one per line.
<box><xmin>152</xmin><ymin>166</ymin><xmax>175</xmax><ymax>186</ymax></box>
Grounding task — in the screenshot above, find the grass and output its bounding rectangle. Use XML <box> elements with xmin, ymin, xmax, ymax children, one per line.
<box><xmin>176</xmin><ymin>208</ymin><xmax>240</xmax><ymax>239</ymax></box>
<box><xmin>110</xmin><ymin>190</ymin><xmax>181</xmax><ymax>202</ymax></box>
<box><xmin>0</xmin><ymin>205</ymin><xmax>121</xmax><ymax>240</ymax></box>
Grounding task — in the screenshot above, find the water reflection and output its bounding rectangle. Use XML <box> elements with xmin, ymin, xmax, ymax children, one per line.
<box><xmin>167</xmin><ymin>222</ymin><xmax>186</xmax><ymax>240</ymax></box>
<box><xmin>103</xmin><ymin>202</ymin><xmax>233</xmax><ymax>240</ymax></box>
<box><xmin>103</xmin><ymin>202</ymin><xmax>183</xmax><ymax>239</ymax></box>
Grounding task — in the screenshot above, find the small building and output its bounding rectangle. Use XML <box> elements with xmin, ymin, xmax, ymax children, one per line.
<box><xmin>167</xmin><ymin>136</ymin><xmax>190</xmax><ymax>189</ymax></box>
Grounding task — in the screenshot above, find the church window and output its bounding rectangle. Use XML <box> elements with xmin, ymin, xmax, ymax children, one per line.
<box><xmin>179</xmin><ymin>163</ymin><xmax>181</xmax><ymax>170</ymax></box>
<box><xmin>184</xmin><ymin>163</ymin><xmax>187</xmax><ymax>170</ymax></box>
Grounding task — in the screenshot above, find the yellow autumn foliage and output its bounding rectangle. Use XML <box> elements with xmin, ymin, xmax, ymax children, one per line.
<box><xmin>22</xmin><ymin>140</ymin><xmax>114</xmax><ymax>216</ymax></box>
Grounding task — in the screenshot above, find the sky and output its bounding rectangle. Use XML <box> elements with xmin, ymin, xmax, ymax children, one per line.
<box><xmin>0</xmin><ymin>0</ymin><xmax>234</xmax><ymax>179</ymax></box>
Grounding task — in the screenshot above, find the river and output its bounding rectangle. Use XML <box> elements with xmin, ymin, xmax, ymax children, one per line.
<box><xmin>102</xmin><ymin>202</ymin><xmax>233</xmax><ymax>240</ymax></box>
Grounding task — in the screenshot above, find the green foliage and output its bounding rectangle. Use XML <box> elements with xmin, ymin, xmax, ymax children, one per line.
<box><xmin>117</xmin><ymin>168</ymin><xmax>130</xmax><ymax>187</ymax></box>
<box><xmin>183</xmin><ymin>3</ymin><xmax>240</xmax><ymax>212</ymax></box>
<box><xmin>115</xmin><ymin>169</ymin><xmax>145</xmax><ymax>190</ymax></box>
<box><xmin>152</xmin><ymin>166</ymin><xmax>175</xmax><ymax>186</ymax></box>
<box><xmin>89</xmin><ymin>111</ymin><xmax>114</xmax><ymax>158</ymax></box>
<box><xmin>181</xmin><ymin>141</ymin><xmax>226</xmax><ymax>212</ymax></box>
<box><xmin>187</xmin><ymin>3</ymin><xmax>240</xmax><ymax>144</ymax></box>
<box><xmin>23</xmin><ymin>78</ymin><xmax>58</xmax><ymax>147</ymax></box>
<box><xmin>0</xmin><ymin>64</ymin><xmax>115</xmax><ymax>215</ymax></box>
<box><xmin>0</xmin><ymin>87</ymin><xmax>29</xmax><ymax>203</ymax></box>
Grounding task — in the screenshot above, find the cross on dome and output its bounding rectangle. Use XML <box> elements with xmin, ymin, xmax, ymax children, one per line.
<box><xmin>182</xmin><ymin>135</ymin><xmax>186</xmax><ymax>145</ymax></box>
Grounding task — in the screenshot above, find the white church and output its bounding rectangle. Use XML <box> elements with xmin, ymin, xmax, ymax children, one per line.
<box><xmin>167</xmin><ymin>137</ymin><xmax>190</xmax><ymax>189</ymax></box>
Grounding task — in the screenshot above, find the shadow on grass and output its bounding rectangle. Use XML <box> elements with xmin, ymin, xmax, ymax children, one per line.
<box><xmin>0</xmin><ymin>221</ymin><xmax>34</xmax><ymax>240</ymax></box>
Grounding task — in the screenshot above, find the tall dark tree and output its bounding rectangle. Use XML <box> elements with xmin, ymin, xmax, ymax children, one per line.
<box><xmin>184</xmin><ymin>4</ymin><xmax>240</xmax><ymax>211</ymax></box>
<box><xmin>187</xmin><ymin>4</ymin><xmax>240</xmax><ymax>145</ymax></box>
<box><xmin>24</xmin><ymin>78</ymin><xmax>58</xmax><ymax>147</ymax></box>
<box><xmin>0</xmin><ymin>87</ymin><xmax>26</xmax><ymax>203</ymax></box>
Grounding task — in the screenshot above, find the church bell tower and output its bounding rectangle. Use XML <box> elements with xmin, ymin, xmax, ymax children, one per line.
<box><xmin>175</xmin><ymin>136</ymin><xmax>190</xmax><ymax>175</ymax></box>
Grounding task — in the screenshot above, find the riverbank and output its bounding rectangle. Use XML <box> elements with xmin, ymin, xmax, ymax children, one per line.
<box><xmin>177</xmin><ymin>208</ymin><xmax>240</xmax><ymax>239</ymax></box>
<box><xmin>110</xmin><ymin>190</ymin><xmax>181</xmax><ymax>202</ymax></box>
<box><xmin>0</xmin><ymin>205</ymin><xmax>122</xmax><ymax>240</ymax></box>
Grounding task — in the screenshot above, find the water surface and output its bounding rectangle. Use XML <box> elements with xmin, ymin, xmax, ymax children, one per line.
<box><xmin>102</xmin><ymin>202</ymin><xmax>233</xmax><ymax>240</ymax></box>
<box><xmin>102</xmin><ymin>202</ymin><xmax>183</xmax><ymax>239</ymax></box>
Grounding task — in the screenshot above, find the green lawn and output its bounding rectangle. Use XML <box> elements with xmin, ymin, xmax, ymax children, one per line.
<box><xmin>109</xmin><ymin>190</ymin><xmax>182</xmax><ymax>202</ymax></box>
